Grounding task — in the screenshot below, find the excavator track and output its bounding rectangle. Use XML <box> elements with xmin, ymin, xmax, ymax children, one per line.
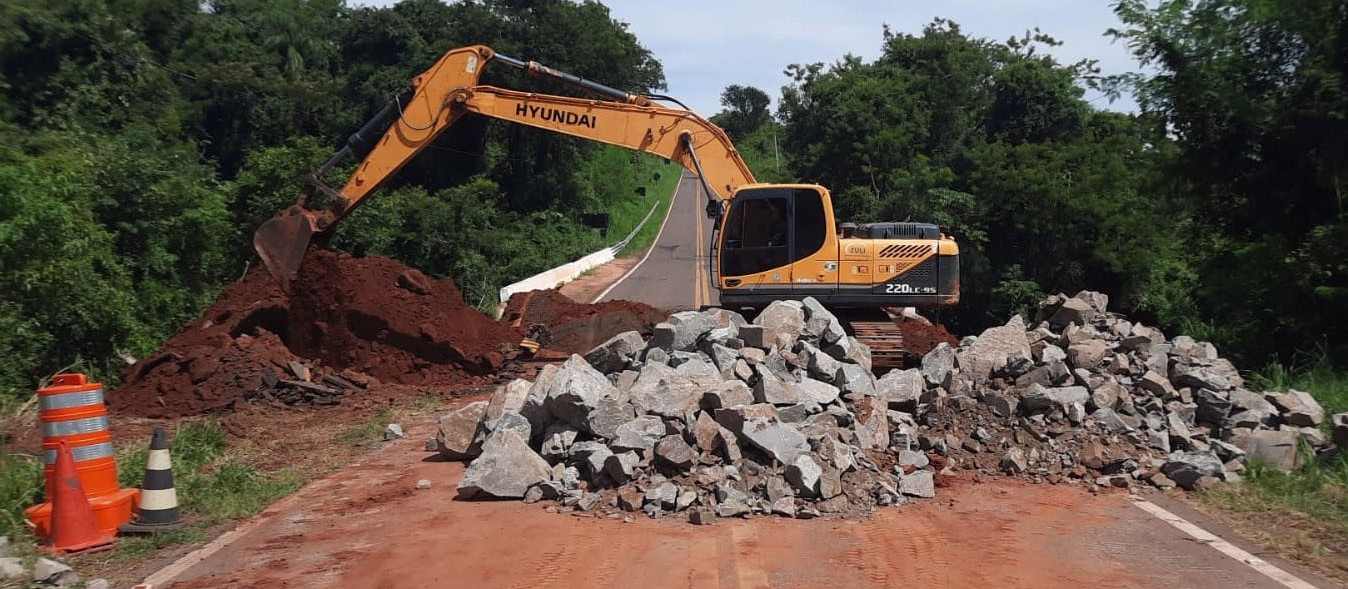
<box><xmin>836</xmin><ymin>309</ymin><xmax>913</xmax><ymax>375</ymax></box>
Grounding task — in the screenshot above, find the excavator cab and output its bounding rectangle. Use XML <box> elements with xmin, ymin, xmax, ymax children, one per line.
<box><xmin>716</xmin><ymin>184</ymin><xmax>959</xmax><ymax>309</ymax></box>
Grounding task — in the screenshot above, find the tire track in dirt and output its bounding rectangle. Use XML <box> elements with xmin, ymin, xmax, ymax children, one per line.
<box><xmin>506</xmin><ymin>520</ymin><xmax>589</xmax><ymax>589</ymax></box>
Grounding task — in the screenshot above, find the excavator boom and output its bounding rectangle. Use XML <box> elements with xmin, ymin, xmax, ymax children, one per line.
<box><xmin>253</xmin><ymin>45</ymin><xmax>753</xmax><ymax>287</ymax></box>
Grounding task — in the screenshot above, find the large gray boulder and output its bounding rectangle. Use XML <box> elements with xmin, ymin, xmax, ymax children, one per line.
<box><xmin>1238</xmin><ymin>429</ymin><xmax>1301</xmax><ymax>472</ymax></box>
<box><xmin>785</xmin><ymin>454</ymin><xmax>822</xmax><ymax>497</ymax></box>
<box><xmin>797</xmin><ymin>377</ymin><xmax>841</xmax><ymax>405</ymax></box>
<box><xmin>753</xmin><ymin>300</ymin><xmax>807</xmax><ymax>348</ymax></box>
<box><xmin>486</xmin><ymin>379</ymin><xmax>532</xmax><ymax>424</ymax></box>
<box><xmin>752</xmin><ymin>364</ymin><xmax>802</xmax><ymax>405</ymax></box>
<box><xmin>546</xmin><ymin>355</ymin><xmax>619</xmax><ymax>431</ymax></box>
<box><xmin>1067</xmin><ymin>340</ymin><xmax>1108</xmax><ymax>369</ymax></box>
<box><xmin>1271</xmin><ymin>390</ymin><xmax>1325</xmax><ymax>427</ymax></box>
<box><xmin>959</xmin><ymin>315</ymin><xmax>1031</xmax><ymax>381</ymax></box>
<box><xmin>835</xmin><ymin>364</ymin><xmax>877</xmax><ymax>398</ymax></box>
<box><xmin>458</xmin><ymin>430</ymin><xmax>552</xmax><ymax>498</ymax></box>
<box><xmin>920</xmin><ymin>343</ymin><xmax>957</xmax><ymax>388</ymax></box>
<box><xmin>628</xmin><ymin>363</ymin><xmax>717</xmax><ymax>418</ymax></box>
<box><xmin>586</xmin><ymin>397</ymin><xmax>636</xmax><ymax>440</ymax></box>
<box><xmin>740</xmin><ymin>419</ymin><xmax>809</xmax><ymax>464</ymax></box>
<box><xmin>876</xmin><ymin>368</ymin><xmax>923</xmax><ymax>412</ymax></box>
<box><xmin>437</xmin><ymin>401</ymin><xmax>489</xmax><ymax>460</ymax></box>
<box><xmin>1048</xmin><ymin>297</ymin><xmax>1096</xmax><ymax>328</ymax></box>
<box><xmin>1161</xmin><ymin>451</ymin><xmax>1224</xmax><ymax>490</ymax></box>
<box><xmin>1020</xmin><ymin>384</ymin><xmax>1089</xmax><ymax>413</ymax></box>
<box><xmin>666</xmin><ymin>311</ymin><xmax>720</xmax><ymax>351</ymax></box>
<box><xmin>584</xmin><ymin>331</ymin><xmax>646</xmax><ymax>373</ymax></box>
<box><xmin>611</xmin><ymin>416</ymin><xmax>668</xmax><ymax>453</ymax></box>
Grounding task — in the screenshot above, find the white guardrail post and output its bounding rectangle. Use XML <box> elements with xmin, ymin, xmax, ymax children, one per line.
<box><xmin>494</xmin><ymin>197</ymin><xmax>664</xmax><ymax>318</ymax></box>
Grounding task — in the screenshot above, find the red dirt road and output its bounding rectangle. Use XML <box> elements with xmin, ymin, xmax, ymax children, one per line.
<box><xmin>161</xmin><ymin>413</ymin><xmax>1332</xmax><ymax>589</ymax></box>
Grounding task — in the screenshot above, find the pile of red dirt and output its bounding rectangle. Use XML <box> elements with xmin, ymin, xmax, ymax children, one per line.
<box><xmin>897</xmin><ymin>320</ymin><xmax>960</xmax><ymax>357</ymax></box>
<box><xmin>500</xmin><ymin>289</ymin><xmax>667</xmax><ymax>354</ymax></box>
<box><xmin>110</xmin><ymin>249</ymin><xmax>522</xmax><ymax>418</ymax></box>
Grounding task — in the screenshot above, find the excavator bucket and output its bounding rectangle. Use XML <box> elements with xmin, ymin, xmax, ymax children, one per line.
<box><xmin>253</xmin><ymin>205</ymin><xmax>322</xmax><ymax>290</ymax></box>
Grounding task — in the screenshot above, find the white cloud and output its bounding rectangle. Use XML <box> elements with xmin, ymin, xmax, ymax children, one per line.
<box><xmin>353</xmin><ymin>0</ymin><xmax>1141</xmax><ymax>115</ymax></box>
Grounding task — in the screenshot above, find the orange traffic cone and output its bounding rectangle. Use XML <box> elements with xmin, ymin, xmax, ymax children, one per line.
<box><xmin>46</xmin><ymin>440</ymin><xmax>116</xmax><ymax>555</ymax></box>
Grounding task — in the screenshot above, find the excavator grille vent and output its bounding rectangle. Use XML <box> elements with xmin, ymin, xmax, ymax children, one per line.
<box><xmin>878</xmin><ymin>244</ymin><xmax>933</xmax><ymax>259</ymax></box>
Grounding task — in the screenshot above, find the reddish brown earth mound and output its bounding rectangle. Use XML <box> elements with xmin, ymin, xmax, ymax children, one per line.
<box><xmin>897</xmin><ymin>320</ymin><xmax>960</xmax><ymax>357</ymax></box>
<box><xmin>111</xmin><ymin>249</ymin><xmax>521</xmax><ymax>418</ymax></box>
<box><xmin>500</xmin><ymin>289</ymin><xmax>667</xmax><ymax>354</ymax></box>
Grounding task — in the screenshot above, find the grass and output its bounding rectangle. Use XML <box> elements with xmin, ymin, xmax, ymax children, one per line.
<box><xmin>608</xmin><ymin>159</ymin><xmax>682</xmax><ymax>256</ymax></box>
<box><xmin>334</xmin><ymin>406</ymin><xmax>398</xmax><ymax>449</ymax></box>
<box><xmin>1</xmin><ymin>419</ymin><xmax>302</xmax><ymax>582</ymax></box>
<box><xmin>1195</xmin><ymin>353</ymin><xmax>1348</xmax><ymax>579</ymax></box>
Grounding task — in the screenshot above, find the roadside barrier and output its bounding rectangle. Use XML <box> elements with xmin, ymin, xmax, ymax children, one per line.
<box><xmin>26</xmin><ymin>373</ymin><xmax>139</xmax><ymax>538</ymax></box>
<box><xmin>496</xmin><ymin>196</ymin><xmax>665</xmax><ymax>316</ymax></box>
<box><xmin>44</xmin><ymin>440</ymin><xmax>116</xmax><ymax>555</ymax></box>
<box><xmin>120</xmin><ymin>428</ymin><xmax>184</xmax><ymax>532</ymax></box>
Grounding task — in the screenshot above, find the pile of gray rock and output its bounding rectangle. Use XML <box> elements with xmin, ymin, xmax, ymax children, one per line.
<box><xmin>911</xmin><ymin>290</ymin><xmax>1344</xmax><ymax>490</ymax></box>
<box><xmin>0</xmin><ymin>538</ymin><xmax>99</xmax><ymax>588</ymax></box>
<box><xmin>435</xmin><ymin>290</ymin><xmax>1347</xmax><ymax>518</ymax></box>
<box><xmin>437</xmin><ymin>299</ymin><xmax>938</xmax><ymax>520</ymax></box>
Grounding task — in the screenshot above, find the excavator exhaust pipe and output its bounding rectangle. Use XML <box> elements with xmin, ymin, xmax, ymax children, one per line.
<box><xmin>253</xmin><ymin>205</ymin><xmax>322</xmax><ymax>291</ymax></box>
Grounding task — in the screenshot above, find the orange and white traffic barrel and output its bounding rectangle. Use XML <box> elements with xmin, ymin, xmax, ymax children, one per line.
<box><xmin>25</xmin><ymin>373</ymin><xmax>138</xmax><ymax>538</ymax></box>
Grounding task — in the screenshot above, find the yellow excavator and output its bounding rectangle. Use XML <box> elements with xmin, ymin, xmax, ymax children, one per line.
<box><xmin>254</xmin><ymin>45</ymin><xmax>959</xmax><ymax>369</ymax></box>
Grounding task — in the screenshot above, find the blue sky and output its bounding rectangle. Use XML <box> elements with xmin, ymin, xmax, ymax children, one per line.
<box><xmin>357</xmin><ymin>0</ymin><xmax>1142</xmax><ymax>115</ymax></box>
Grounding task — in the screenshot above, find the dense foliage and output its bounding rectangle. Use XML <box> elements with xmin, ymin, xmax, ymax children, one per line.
<box><xmin>733</xmin><ymin>3</ymin><xmax>1344</xmax><ymax>368</ymax></box>
<box><xmin>0</xmin><ymin>0</ymin><xmax>667</xmax><ymax>398</ymax></box>
<box><xmin>2</xmin><ymin>0</ymin><xmax>1343</xmax><ymax>400</ymax></box>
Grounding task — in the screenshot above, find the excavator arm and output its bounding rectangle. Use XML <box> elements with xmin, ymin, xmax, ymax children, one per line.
<box><xmin>254</xmin><ymin>45</ymin><xmax>756</xmax><ymax>288</ymax></box>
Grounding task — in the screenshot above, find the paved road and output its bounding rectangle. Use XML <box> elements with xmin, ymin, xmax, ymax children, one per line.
<box><xmin>600</xmin><ymin>171</ymin><xmax>716</xmax><ymax>310</ymax></box>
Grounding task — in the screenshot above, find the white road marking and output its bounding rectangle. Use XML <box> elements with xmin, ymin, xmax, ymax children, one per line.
<box><xmin>591</xmin><ymin>171</ymin><xmax>687</xmax><ymax>304</ymax></box>
<box><xmin>1132</xmin><ymin>499</ymin><xmax>1321</xmax><ymax>589</ymax></box>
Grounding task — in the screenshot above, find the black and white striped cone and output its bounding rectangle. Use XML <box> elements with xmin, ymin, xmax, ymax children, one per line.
<box><xmin>119</xmin><ymin>428</ymin><xmax>183</xmax><ymax>533</ymax></box>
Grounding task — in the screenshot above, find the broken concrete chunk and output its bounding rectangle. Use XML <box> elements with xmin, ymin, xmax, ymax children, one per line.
<box><xmin>33</xmin><ymin>558</ymin><xmax>77</xmax><ymax>587</ymax></box>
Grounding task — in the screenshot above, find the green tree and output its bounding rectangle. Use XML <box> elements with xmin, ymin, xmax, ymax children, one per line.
<box><xmin>711</xmin><ymin>84</ymin><xmax>772</xmax><ymax>140</ymax></box>
<box><xmin>1110</xmin><ymin>0</ymin><xmax>1348</xmax><ymax>363</ymax></box>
